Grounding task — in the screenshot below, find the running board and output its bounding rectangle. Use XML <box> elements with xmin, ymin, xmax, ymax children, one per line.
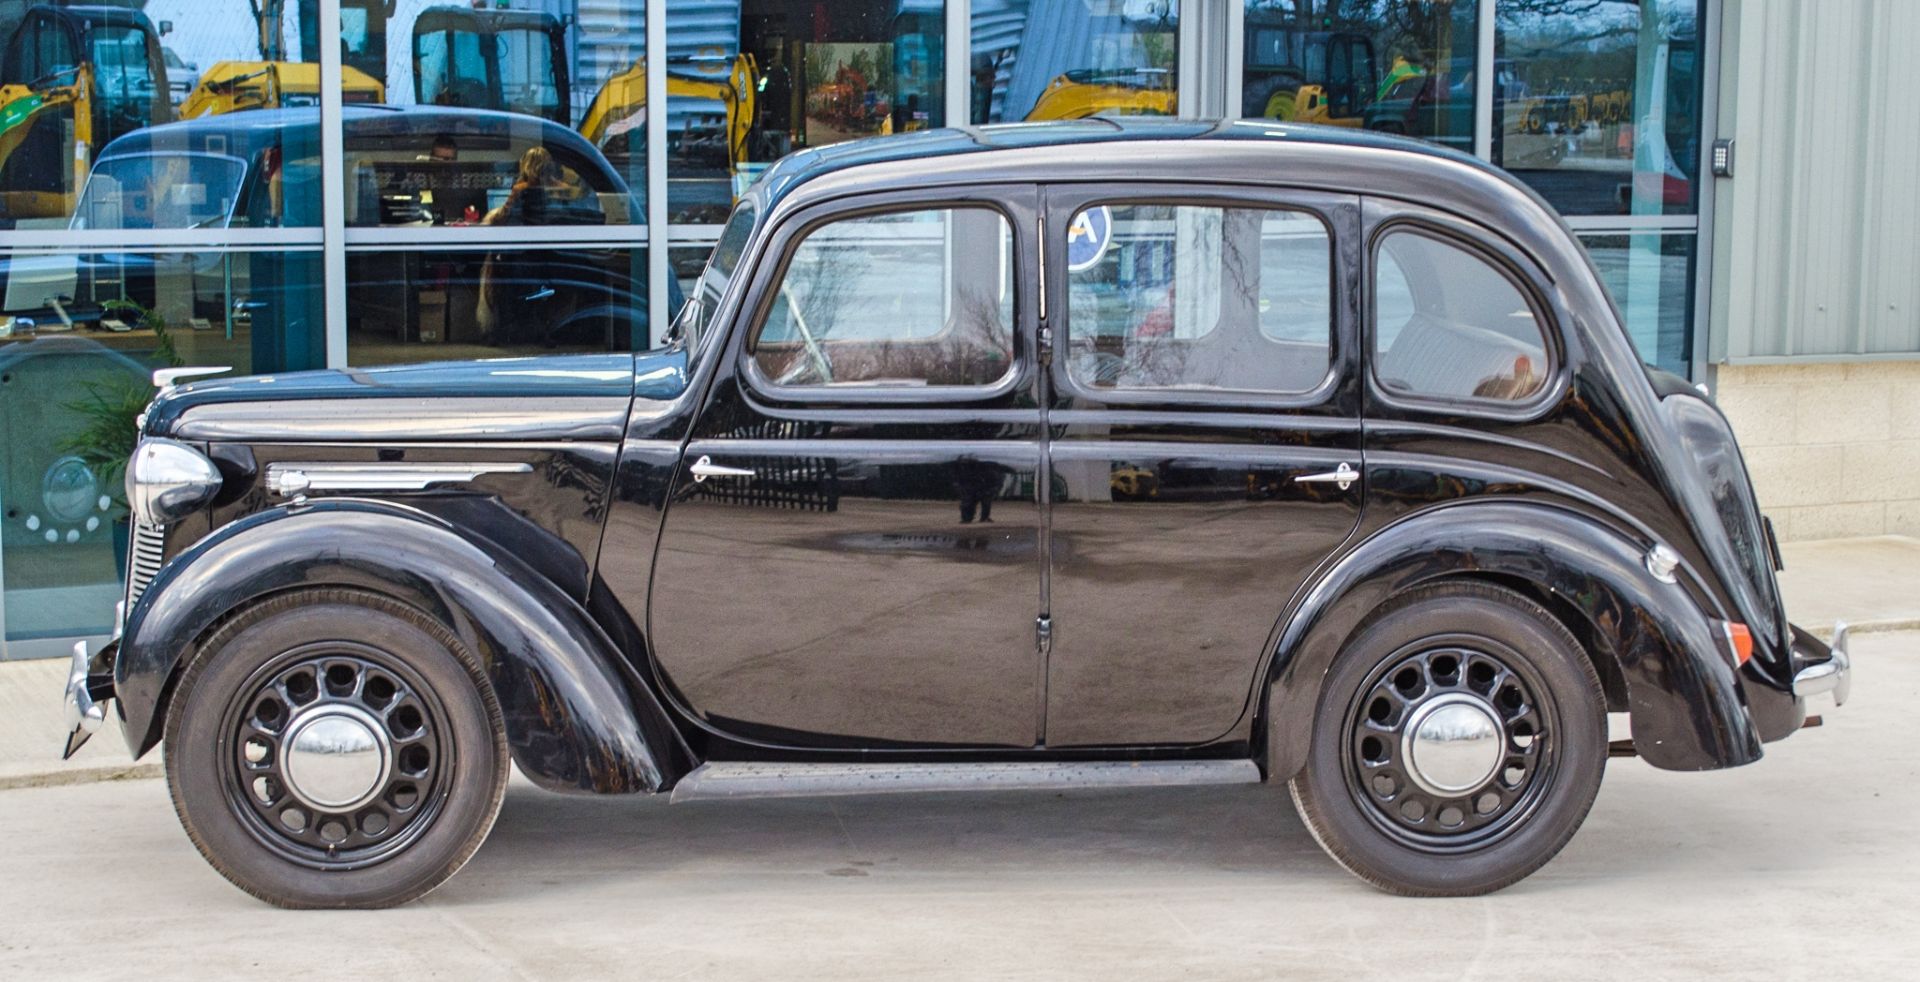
<box><xmin>668</xmin><ymin>759</ymin><xmax>1262</xmax><ymax>803</ymax></box>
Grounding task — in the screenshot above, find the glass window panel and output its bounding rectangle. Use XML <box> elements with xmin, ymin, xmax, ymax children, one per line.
<box><xmin>670</xmin><ymin>200</ymin><xmax>756</xmax><ymax>356</ymax></box>
<box><xmin>1240</xmin><ymin>1</ymin><xmax>1476</xmax><ymax>153</ymax></box>
<box><xmin>972</xmin><ymin>0</ymin><xmax>1178</xmax><ymax>124</ymax></box>
<box><xmin>1579</xmin><ymin>231</ymin><xmax>1695</xmax><ymax>377</ymax></box>
<box><xmin>1373</xmin><ymin>230</ymin><xmax>1548</xmax><ymax>402</ymax></box>
<box><xmin>349</xmin><ymin>2</ymin><xmax>649</xmax><ymax>218</ymax></box>
<box><xmin>1495</xmin><ymin>0</ymin><xmax>1703</xmax><ymax>216</ymax></box>
<box><xmin>0</xmin><ymin>1</ymin><xmax>316</xmax><ymax>229</ymax></box>
<box><xmin>667</xmin><ymin>1</ymin><xmax>948</xmax><ymax>225</ymax></box>
<box><xmin>1066</xmin><ymin>203</ymin><xmax>1332</xmax><ymax>395</ymax></box>
<box><xmin>344</xmin><ymin>247</ymin><xmax>668</xmax><ymax>366</ymax></box>
<box><xmin>0</xmin><ymin>248</ymin><xmax>319</xmax><ymax>643</ymax></box>
<box><xmin>342</xmin><ymin>109</ymin><xmax>637</xmax><ymax>227</ymax></box>
<box><xmin>752</xmin><ymin>207</ymin><xmax>1012</xmax><ymax>388</ymax></box>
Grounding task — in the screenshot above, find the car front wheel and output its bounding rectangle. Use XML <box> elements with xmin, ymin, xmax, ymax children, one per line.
<box><xmin>1288</xmin><ymin>582</ymin><xmax>1607</xmax><ymax>895</ymax></box>
<box><xmin>163</xmin><ymin>588</ymin><xmax>508</xmax><ymax>908</ymax></box>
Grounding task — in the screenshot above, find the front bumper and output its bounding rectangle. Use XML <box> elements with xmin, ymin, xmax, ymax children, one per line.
<box><xmin>62</xmin><ymin>639</ymin><xmax>118</xmax><ymax>759</ymax></box>
<box><xmin>1792</xmin><ymin>621</ymin><xmax>1852</xmax><ymax>708</ymax></box>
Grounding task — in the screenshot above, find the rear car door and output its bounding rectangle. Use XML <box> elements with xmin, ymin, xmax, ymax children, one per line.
<box><xmin>1041</xmin><ymin>184</ymin><xmax>1365</xmax><ymax>747</ymax></box>
<box><xmin>648</xmin><ymin>186</ymin><xmax>1046</xmax><ymax>749</ymax></box>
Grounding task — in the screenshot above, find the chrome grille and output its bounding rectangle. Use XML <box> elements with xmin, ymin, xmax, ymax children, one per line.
<box><xmin>125</xmin><ymin>522</ymin><xmax>166</xmax><ymax>610</ymax></box>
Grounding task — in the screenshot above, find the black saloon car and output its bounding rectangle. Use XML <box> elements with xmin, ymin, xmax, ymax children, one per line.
<box><xmin>65</xmin><ymin>119</ymin><xmax>1849</xmax><ymax>907</ymax></box>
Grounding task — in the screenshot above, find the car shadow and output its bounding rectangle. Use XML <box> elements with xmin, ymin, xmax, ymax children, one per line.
<box><xmin>439</xmin><ymin>753</ymin><xmax>1834</xmax><ymax>907</ymax></box>
<box><xmin>447</xmin><ymin>778</ymin><xmax>1343</xmax><ymax>904</ymax></box>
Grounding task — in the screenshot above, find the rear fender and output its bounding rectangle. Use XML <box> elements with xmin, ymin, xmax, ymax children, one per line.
<box><xmin>115</xmin><ymin>499</ymin><xmax>689</xmax><ymax>793</ymax></box>
<box><xmin>1262</xmin><ymin>502</ymin><xmax>1761</xmax><ymax>779</ymax></box>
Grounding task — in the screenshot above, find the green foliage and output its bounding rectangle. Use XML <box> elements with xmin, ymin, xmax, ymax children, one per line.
<box><xmin>57</xmin><ymin>300</ymin><xmax>183</xmax><ymax>508</ymax></box>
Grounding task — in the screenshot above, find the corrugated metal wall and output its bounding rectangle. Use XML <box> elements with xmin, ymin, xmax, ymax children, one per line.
<box><xmin>1711</xmin><ymin>0</ymin><xmax>1920</xmax><ymax>361</ymax></box>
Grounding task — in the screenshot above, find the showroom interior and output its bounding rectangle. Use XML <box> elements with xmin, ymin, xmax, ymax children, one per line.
<box><xmin>0</xmin><ymin>0</ymin><xmax>1714</xmax><ymax>658</ymax></box>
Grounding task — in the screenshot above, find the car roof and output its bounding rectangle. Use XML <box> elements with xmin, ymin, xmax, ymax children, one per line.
<box><xmin>758</xmin><ymin>117</ymin><xmax>1496</xmax><ymax>199</ymax></box>
<box><xmin>751</xmin><ymin>117</ymin><xmax>1555</xmax><ymax>241</ymax></box>
<box><xmin>94</xmin><ymin>105</ymin><xmax>596</xmax><ymax>159</ymax></box>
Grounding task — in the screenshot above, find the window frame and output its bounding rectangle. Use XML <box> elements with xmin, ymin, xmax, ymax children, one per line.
<box><xmin>1045</xmin><ymin>182</ymin><xmax>1357</xmax><ymax>412</ymax></box>
<box><xmin>734</xmin><ymin>186</ymin><xmax>1033</xmax><ymax>405</ymax></box>
<box><xmin>1363</xmin><ymin>208</ymin><xmax>1567</xmax><ymax>420</ymax></box>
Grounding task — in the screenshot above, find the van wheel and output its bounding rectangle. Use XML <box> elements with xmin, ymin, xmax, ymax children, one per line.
<box><xmin>163</xmin><ymin>588</ymin><xmax>508</xmax><ymax>908</ymax></box>
<box><xmin>1288</xmin><ymin>582</ymin><xmax>1606</xmax><ymax>896</ymax></box>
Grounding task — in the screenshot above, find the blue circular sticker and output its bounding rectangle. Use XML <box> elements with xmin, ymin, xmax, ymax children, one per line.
<box><xmin>1066</xmin><ymin>205</ymin><xmax>1112</xmax><ymax>272</ymax></box>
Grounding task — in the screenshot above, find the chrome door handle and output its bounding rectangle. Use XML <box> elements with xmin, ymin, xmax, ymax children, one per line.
<box><xmin>1294</xmin><ymin>462</ymin><xmax>1358</xmax><ymax>491</ymax></box>
<box><xmin>689</xmin><ymin>455</ymin><xmax>755</xmax><ymax>483</ymax></box>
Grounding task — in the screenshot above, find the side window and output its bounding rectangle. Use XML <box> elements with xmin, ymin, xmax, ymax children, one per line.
<box><xmin>1373</xmin><ymin>229</ymin><xmax>1550</xmax><ymax>402</ymax></box>
<box><xmin>1065</xmin><ymin>203</ymin><xmax>1332</xmax><ymax>395</ymax></box>
<box><xmin>752</xmin><ymin>206</ymin><xmax>1014</xmax><ymax>388</ymax></box>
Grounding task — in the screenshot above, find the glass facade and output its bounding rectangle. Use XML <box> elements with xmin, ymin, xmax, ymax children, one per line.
<box><xmin>972</xmin><ymin>0</ymin><xmax>1178</xmax><ymax>123</ymax></box>
<box><xmin>1240</xmin><ymin>0</ymin><xmax>1475</xmax><ymax>151</ymax></box>
<box><xmin>0</xmin><ymin>0</ymin><xmax>1713</xmax><ymax>656</ymax></box>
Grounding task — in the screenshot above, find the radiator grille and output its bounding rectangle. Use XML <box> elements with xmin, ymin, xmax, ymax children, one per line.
<box><xmin>125</xmin><ymin>522</ymin><xmax>166</xmax><ymax>610</ymax></box>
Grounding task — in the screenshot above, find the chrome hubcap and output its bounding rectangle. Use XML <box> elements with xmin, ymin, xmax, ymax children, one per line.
<box><xmin>279</xmin><ymin>705</ymin><xmax>391</xmax><ymax>812</ymax></box>
<box><xmin>1401</xmin><ymin>693</ymin><xmax>1503</xmax><ymax>797</ymax></box>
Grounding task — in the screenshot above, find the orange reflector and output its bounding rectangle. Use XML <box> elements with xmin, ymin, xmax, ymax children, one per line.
<box><xmin>1721</xmin><ymin>621</ymin><xmax>1754</xmax><ymax>666</ymax></box>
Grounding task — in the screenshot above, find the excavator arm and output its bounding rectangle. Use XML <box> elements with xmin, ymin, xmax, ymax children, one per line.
<box><xmin>581</xmin><ymin>54</ymin><xmax>759</xmax><ymax>178</ymax></box>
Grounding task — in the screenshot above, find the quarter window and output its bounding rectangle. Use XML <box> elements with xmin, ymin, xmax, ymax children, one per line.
<box><xmin>1064</xmin><ymin>203</ymin><xmax>1333</xmax><ymax>395</ymax></box>
<box><xmin>1373</xmin><ymin>230</ymin><xmax>1550</xmax><ymax>402</ymax></box>
<box><xmin>752</xmin><ymin>207</ymin><xmax>1014</xmax><ymax>389</ymax></box>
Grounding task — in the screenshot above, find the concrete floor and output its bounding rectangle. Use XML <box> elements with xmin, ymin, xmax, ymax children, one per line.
<box><xmin>0</xmin><ymin>632</ymin><xmax>1911</xmax><ymax>981</ymax></box>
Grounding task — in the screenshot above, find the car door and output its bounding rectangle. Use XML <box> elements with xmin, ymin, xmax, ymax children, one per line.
<box><xmin>648</xmin><ymin>186</ymin><xmax>1046</xmax><ymax>749</ymax></box>
<box><xmin>1040</xmin><ymin>184</ymin><xmax>1365</xmax><ymax>747</ymax></box>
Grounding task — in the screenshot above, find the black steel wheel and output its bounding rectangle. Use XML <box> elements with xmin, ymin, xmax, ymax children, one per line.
<box><xmin>221</xmin><ymin>646</ymin><xmax>450</xmax><ymax>870</ymax></box>
<box><xmin>1289</xmin><ymin>582</ymin><xmax>1606</xmax><ymax>896</ymax></box>
<box><xmin>1342</xmin><ymin>638</ymin><xmax>1560</xmax><ymax>851</ymax></box>
<box><xmin>165</xmin><ymin>589</ymin><xmax>508</xmax><ymax>908</ymax></box>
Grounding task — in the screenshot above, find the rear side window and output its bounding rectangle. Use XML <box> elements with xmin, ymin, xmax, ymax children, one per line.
<box><xmin>1065</xmin><ymin>203</ymin><xmax>1332</xmax><ymax>395</ymax></box>
<box><xmin>1373</xmin><ymin>230</ymin><xmax>1549</xmax><ymax>402</ymax></box>
<box><xmin>751</xmin><ymin>206</ymin><xmax>1014</xmax><ymax>389</ymax></box>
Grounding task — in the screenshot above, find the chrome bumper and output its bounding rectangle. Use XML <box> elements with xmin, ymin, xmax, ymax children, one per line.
<box><xmin>1793</xmin><ymin>621</ymin><xmax>1852</xmax><ymax>708</ymax></box>
<box><xmin>62</xmin><ymin>639</ymin><xmax>114</xmax><ymax>759</ymax></box>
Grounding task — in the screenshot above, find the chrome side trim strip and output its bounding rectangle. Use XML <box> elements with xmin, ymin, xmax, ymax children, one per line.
<box><xmin>668</xmin><ymin>759</ymin><xmax>1261</xmax><ymax>803</ymax></box>
<box><xmin>265</xmin><ymin>461</ymin><xmax>533</xmax><ymax>495</ymax></box>
<box><xmin>172</xmin><ymin>397</ymin><xmax>631</xmax><ymax>442</ymax></box>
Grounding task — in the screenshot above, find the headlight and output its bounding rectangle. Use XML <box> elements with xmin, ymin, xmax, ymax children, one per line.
<box><xmin>126</xmin><ymin>438</ymin><xmax>222</xmax><ymax>525</ymax></box>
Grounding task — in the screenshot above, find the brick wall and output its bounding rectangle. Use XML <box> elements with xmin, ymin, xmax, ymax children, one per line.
<box><xmin>1713</xmin><ymin>361</ymin><xmax>1920</xmax><ymax>541</ymax></box>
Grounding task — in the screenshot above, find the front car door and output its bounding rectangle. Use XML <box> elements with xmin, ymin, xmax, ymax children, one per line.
<box><xmin>648</xmin><ymin>186</ymin><xmax>1046</xmax><ymax>749</ymax></box>
<box><xmin>1041</xmin><ymin>184</ymin><xmax>1366</xmax><ymax>747</ymax></box>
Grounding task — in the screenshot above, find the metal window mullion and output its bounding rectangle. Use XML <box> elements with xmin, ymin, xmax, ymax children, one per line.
<box><xmin>1176</xmin><ymin>0</ymin><xmax>1198</xmax><ymax>117</ymax></box>
<box><xmin>1475</xmin><ymin>0</ymin><xmax>1496</xmax><ymax>161</ymax></box>
<box><xmin>1692</xmin><ymin>0</ymin><xmax>1723</xmax><ymax>382</ymax></box>
<box><xmin>1225</xmin><ymin>0</ymin><xmax>1244</xmax><ymax>120</ymax></box>
<box><xmin>319</xmin><ymin>0</ymin><xmax>347</xmax><ymax>368</ymax></box>
<box><xmin>947</xmin><ymin>0</ymin><xmax>969</xmax><ymax>127</ymax></box>
<box><xmin>646</xmin><ymin>0</ymin><xmax>668</xmax><ymax>348</ymax></box>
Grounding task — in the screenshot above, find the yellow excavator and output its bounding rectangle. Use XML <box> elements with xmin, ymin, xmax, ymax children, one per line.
<box><xmin>1024</xmin><ymin>68</ymin><xmax>1175</xmax><ymax>120</ymax></box>
<box><xmin>178</xmin><ymin>61</ymin><xmax>385</xmax><ymax>118</ymax></box>
<box><xmin>580</xmin><ymin>54</ymin><xmax>759</xmax><ymax>183</ymax></box>
<box><xmin>0</xmin><ymin>4</ymin><xmax>172</xmax><ymax>221</ymax></box>
<box><xmin>0</xmin><ymin>64</ymin><xmax>94</xmax><ymax>219</ymax></box>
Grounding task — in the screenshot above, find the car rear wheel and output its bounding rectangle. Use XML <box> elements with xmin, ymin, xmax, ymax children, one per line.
<box><xmin>163</xmin><ymin>588</ymin><xmax>507</xmax><ymax>908</ymax></box>
<box><xmin>1288</xmin><ymin>582</ymin><xmax>1606</xmax><ymax>895</ymax></box>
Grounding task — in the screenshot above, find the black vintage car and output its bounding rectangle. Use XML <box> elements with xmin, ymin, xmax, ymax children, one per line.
<box><xmin>66</xmin><ymin>119</ymin><xmax>1849</xmax><ymax>907</ymax></box>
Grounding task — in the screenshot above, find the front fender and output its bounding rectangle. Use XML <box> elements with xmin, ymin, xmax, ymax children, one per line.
<box><xmin>1263</xmin><ymin>502</ymin><xmax>1761</xmax><ymax>778</ymax></box>
<box><xmin>115</xmin><ymin>499</ymin><xmax>688</xmax><ymax>793</ymax></box>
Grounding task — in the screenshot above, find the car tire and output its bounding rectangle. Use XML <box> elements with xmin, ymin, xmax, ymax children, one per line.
<box><xmin>1288</xmin><ymin>581</ymin><xmax>1606</xmax><ymax>896</ymax></box>
<box><xmin>163</xmin><ymin>588</ymin><xmax>508</xmax><ymax>908</ymax></box>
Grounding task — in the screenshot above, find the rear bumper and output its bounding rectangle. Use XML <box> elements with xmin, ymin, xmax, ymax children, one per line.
<box><xmin>1792</xmin><ymin>621</ymin><xmax>1852</xmax><ymax>708</ymax></box>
